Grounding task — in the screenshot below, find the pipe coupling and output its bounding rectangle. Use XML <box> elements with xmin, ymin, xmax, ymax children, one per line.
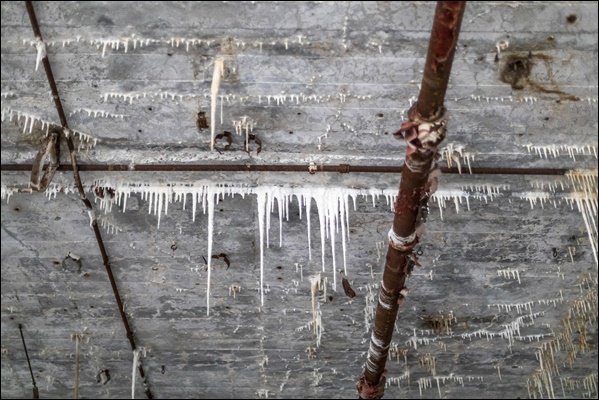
<box><xmin>388</xmin><ymin>229</ymin><xmax>418</xmax><ymax>251</ymax></box>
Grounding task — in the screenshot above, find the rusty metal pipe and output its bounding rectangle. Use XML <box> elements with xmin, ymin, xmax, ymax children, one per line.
<box><xmin>24</xmin><ymin>2</ymin><xmax>152</xmax><ymax>398</ymax></box>
<box><xmin>417</xmin><ymin>1</ymin><xmax>466</xmax><ymax>119</ymax></box>
<box><xmin>357</xmin><ymin>2</ymin><xmax>466</xmax><ymax>398</ymax></box>
<box><xmin>0</xmin><ymin>163</ymin><xmax>569</xmax><ymax>176</ymax></box>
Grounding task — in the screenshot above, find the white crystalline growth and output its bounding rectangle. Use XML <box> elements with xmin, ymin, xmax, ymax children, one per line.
<box><xmin>64</xmin><ymin>128</ymin><xmax>99</xmax><ymax>151</ymax></box>
<box><xmin>461</xmin><ymin>184</ymin><xmax>508</xmax><ymax>203</ymax></box>
<box><xmin>98</xmin><ymin>217</ymin><xmax>122</xmax><ymax>235</ymax></box>
<box><xmin>70</xmin><ymin>108</ymin><xmax>128</xmax><ymax>119</ymax></box>
<box><xmin>32</xmin><ymin>37</ymin><xmax>46</xmax><ymax>71</ymax></box>
<box><xmin>41</xmin><ymin>180</ymin><xmax>509</xmax><ymax>313</ymax></box>
<box><xmin>1</xmin><ymin>107</ymin><xmax>98</xmax><ymax>150</ymax></box>
<box><xmin>430</xmin><ymin>189</ymin><xmax>471</xmax><ymax>220</ymax></box>
<box><xmin>440</xmin><ymin>143</ymin><xmax>474</xmax><ymax>174</ymax></box>
<box><xmin>525</xmin><ymin>143</ymin><xmax>598</xmax><ymax>161</ymax></box>
<box><xmin>89</xmin><ymin>36</ymin><xmax>151</xmax><ymax>57</ymax></box>
<box><xmin>497</xmin><ymin>267</ymin><xmax>521</xmax><ymax>284</ymax></box>
<box><xmin>1</xmin><ymin>186</ymin><xmax>18</xmax><ymax>203</ymax></box>
<box><xmin>232</xmin><ymin>116</ymin><xmax>255</xmax><ymax>150</ymax></box>
<box><xmin>210</xmin><ymin>58</ymin><xmax>225</xmax><ymax>151</ymax></box>
<box><xmin>521</xmin><ymin>169</ymin><xmax>597</xmax><ymax>266</ymax></box>
<box><xmin>2</xmin><ymin>107</ymin><xmax>54</xmax><ymax>136</ymax></box>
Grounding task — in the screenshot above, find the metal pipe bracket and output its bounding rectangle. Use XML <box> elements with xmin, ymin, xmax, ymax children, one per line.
<box><xmin>394</xmin><ymin>103</ymin><xmax>448</xmax><ymax>155</ymax></box>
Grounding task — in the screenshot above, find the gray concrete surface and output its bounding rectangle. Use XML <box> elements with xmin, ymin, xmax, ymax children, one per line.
<box><xmin>1</xmin><ymin>1</ymin><xmax>597</xmax><ymax>398</ymax></box>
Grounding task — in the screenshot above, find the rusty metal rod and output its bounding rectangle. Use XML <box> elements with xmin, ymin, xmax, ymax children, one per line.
<box><xmin>24</xmin><ymin>2</ymin><xmax>153</xmax><ymax>398</ymax></box>
<box><xmin>18</xmin><ymin>324</ymin><xmax>39</xmax><ymax>399</ymax></box>
<box><xmin>0</xmin><ymin>163</ymin><xmax>570</xmax><ymax>176</ymax></box>
<box><xmin>357</xmin><ymin>2</ymin><xmax>466</xmax><ymax>398</ymax></box>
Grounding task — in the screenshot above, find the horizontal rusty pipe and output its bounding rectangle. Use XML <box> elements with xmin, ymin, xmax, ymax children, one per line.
<box><xmin>0</xmin><ymin>164</ymin><xmax>570</xmax><ymax>176</ymax></box>
<box><xmin>357</xmin><ymin>2</ymin><xmax>466</xmax><ymax>398</ymax></box>
<box><xmin>25</xmin><ymin>2</ymin><xmax>152</xmax><ymax>398</ymax></box>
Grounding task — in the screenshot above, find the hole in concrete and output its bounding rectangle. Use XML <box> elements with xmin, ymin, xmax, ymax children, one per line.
<box><xmin>92</xmin><ymin>84</ymin><xmax>98</xmax><ymax>88</ymax></box>
<box><xmin>566</xmin><ymin>14</ymin><xmax>577</xmax><ymax>24</ymax></box>
<box><xmin>53</xmin><ymin>261</ymin><xmax>61</xmax><ymax>265</ymax></box>
<box><xmin>483</xmin><ymin>285</ymin><xmax>489</xmax><ymax>288</ymax></box>
<box><xmin>422</xmin><ymin>309</ymin><xmax>426</xmax><ymax>312</ymax></box>
<box><xmin>82</xmin><ymin>272</ymin><xmax>91</xmax><ymax>277</ymax></box>
<box><xmin>148</xmin><ymin>107</ymin><xmax>153</xmax><ymax>111</ymax></box>
<box><xmin>339</xmin><ymin>308</ymin><xmax>344</xmax><ymax>312</ymax></box>
<box><xmin>138</xmin><ymin>129</ymin><xmax>142</xmax><ymax>133</ymax></box>
<box><xmin>384</xmin><ymin>132</ymin><xmax>388</xmax><ymax>135</ymax></box>
<box><xmin>152</xmin><ymin>267</ymin><xmax>159</xmax><ymax>271</ymax></box>
<box><xmin>500</xmin><ymin>55</ymin><xmax>532</xmax><ymax>90</ymax></box>
<box><xmin>376</xmin><ymin>113</ymin><xmax>384</xmax><ymax>118</ymax></box>
<box><xmin>289</xmin><ymin>131</ymin><xmax>294</xmax><ymax>134</ymax></box>
<box><xmin>225</xmin><ymin>306</ymin><xmax>230</xmax><ymax>309</ymax></box>
<box><xmin>350</xmin><ymin>229</ymin><xmax>356</xmax><ymax>234</ymax></box>
<box><xmin>512</xmin><ymin>365</ymin><xmax>518</xmax><ymax>368</ymax></box>
<box><xmin>277</xmin><ymin>277</ymin><xmax>283</xmax><ymax>281</ymax></box>
<box><xmin>544</xmin><ymin>117</ymin><xmax>550</xmax><ymax>121</ymax></box>
<box><xmin>276</xmin><ymin>266</ymin><xmax>283</xmax><ymax>270</ymax></box>
<box><xmin>90</xmin><ymin>305</ymin><xmax>94</xmax><ymax>308</ymax></box>
<box><xmin>347</xmin><ymin>324</ymin><xmax>352</xmax><ymax>327</ymax></box>
<box><xmin>9</xmin><ymin>316</ymin><xmax>14</xmax><ymax>320</ymax></box>
<box><xmin>13</xmin><ymin>207</ymin><xmax>20</xmax><ymax>211</ymax></box>
<box><xmin>328</xmin><ymin>295</ymin><xmax>333</xmax><ymax>301</ymax></box>
<box><xmin>63</xmin><ymin>308</ymin><xmax>68</xmax><ymax>312</ymax></box>
<box><xmin>167</xmin><ymin>52</ymin><xmax>173</xmax><ymax>56</ymax></box>
<box><xmin>297</xmin><ymin>112</ymin><xmax>301</xmax><ymax>115</ymax></box>
<box><xmin>219</xmin><ymin>209</ymin><xmax>224</xmax><ymax>212</ymax></box>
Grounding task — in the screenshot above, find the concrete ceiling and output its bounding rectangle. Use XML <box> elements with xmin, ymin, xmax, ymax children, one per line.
<box><xmin>1</xmin><ymin>1</ymin><xmax>598</xmax><ymax>399</ymax></box>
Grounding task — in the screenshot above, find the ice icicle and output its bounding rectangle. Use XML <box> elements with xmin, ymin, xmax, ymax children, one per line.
<box><xmin>156</xmin><ymin>189</ymin><xmax>163</xmax><ymax>229</ymax></box>
<box><xmin>266</xmin><ymin>192</ymin><xmax>271</xmax><ymax>248</ymax></box>
<box><xmin>206</xmin><ymin>188</ymin><xmax>215</xmax><ymax>315</ymax></box>
<box><xmin>314</xmin><ymin>189</ymin><xmax>327</xmax><ymax>272</ymax></box>
<box><xmin>328</xmin><ymin>192</ymin><xmax>338</xmax><ymax>291</ymax></box>
<box><xmin>340</xmin><ymin>193</ymin><xmax>348</xmax><ymax>276</ymax></box>
<box><xmin>210</xmin><ymin>58</ymin><xmax>225</xmax><ymax>151</ymax></box>
<box><xmin>34</xmin><ymin>37</ymin><xmax>46</xmax><ymax>71</ymax></box>
<box><xmin>278</xmin><ymin>194</ymin><xmax>284</xmax><ymax>247</ymax></box>
<box><xmin>306</xmin><ymin>194</ymin><xmax>312</xmax><ymax>260</ymax></box>
<box><xmin>256</xmin><ymin>188</ymin><xmax>267</xmax><ymax>306</ymax></box>
<box><xmin>131</xmin><ymin>348</ymin><xmax>141</xmax><ymax>399</ymax></box>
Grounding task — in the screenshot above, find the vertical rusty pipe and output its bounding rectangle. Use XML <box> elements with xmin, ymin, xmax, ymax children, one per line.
<box><xmin>417</xmin><ymin>1</ymin><xmax>466</xmax><ymax>120</ymax></box>
<box><xmin>357</xmin><ymin>2</ymin><xmax>466</xmax><ymax>398</ymax></box>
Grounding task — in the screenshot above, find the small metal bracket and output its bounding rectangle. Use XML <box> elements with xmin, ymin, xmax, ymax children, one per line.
<box><xmin>211</xmin><ymin>253</ymin><xmax>231</xmax><ymax>269</ymax></box>
<box><xmin>214</xmin><ymin>131</ymin><xmax>233</xmax><ymax>151</ymax></box>
<box><xmin>244</xmin><ymin>134</ymin><xmax>262</xmax><ymax>155</ymax></box>
<box><xmin>30</xmin><ymin>132</ymin><xmax>59</xmax><ymax>192</ymax></box>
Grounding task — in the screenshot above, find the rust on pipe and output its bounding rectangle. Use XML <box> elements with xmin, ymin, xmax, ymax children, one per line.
<box><xmin>0</xmin><ymin>163</ymin><xmax>570</xmax><ymax>176</ymax></box>
<box><xmin>24</xmin><ymin>2</ymin><xmax>153</xmax><ymax>398</ymax></box>
<box><xmin>417</xmin><ymin>1</ymin><xmax>466</xmax><ymax>120</ymax></box>
<box><xmin>357</xmin><ymin>2</ymin><xmax>466</xmax><ymax>398</ymax></box>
